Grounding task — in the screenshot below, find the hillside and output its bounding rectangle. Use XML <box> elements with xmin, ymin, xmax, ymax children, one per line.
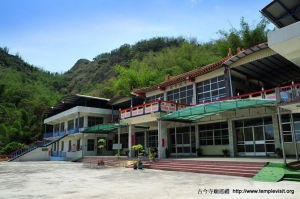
<box><xmin>0</xmin><ymin>17</ymin><xmax>269</xmax><ymax>154</ymax></box>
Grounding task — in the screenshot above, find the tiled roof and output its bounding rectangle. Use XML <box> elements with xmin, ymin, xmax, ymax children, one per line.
<box><xmin>132</xmin><ymin>42</ymin><xmax>269</xmax><ymax>94</ymax></box>
<box><xmin>132</xmin><ymin>56</ymin><xmax>231</xmax><ymax>94</ymax></box>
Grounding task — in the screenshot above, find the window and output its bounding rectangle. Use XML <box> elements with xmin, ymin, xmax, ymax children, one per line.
<box><xmin>54</xmin><ymin>124</ymin><xmax>60</xmax><ymax>132</ymax></box>
<box><xmin>146</xmin><ymin>93</ymin><xmax>164</xmax><ymax>103</ymax></box>
<box><xmin>167</xmin><ymin>85</ymin><xmax>193</xmax><ymax>105</ymax></box>
<box><xmin>87</xmin><ymin>139</ymin><xmax>95</xmax><ymax>151</ymax></box>
<box><xmin>68</xmin><ymin>120</ymin><xmax>74</xmax><ymax>130</ymax></box>
<box><xmin>135</xmin><ymin>132</ymin><xmax>144</xmax><ymax>146</ymax></box>
<box><xmin>281</xmin><ymin>114</ymin><xmax>300</xmax><ymax>142</ymax></box>
<box><xmin>196</xmin><ymin>75</ymin><xmax>227</xmax><ymax>103</ymax></box>
<box><xmin>88</xmin><ymin>117</ymin><xmax>103</xmax><ymax>127</ymax></box>
<box><xmin>121</xmin><ymin>134</ymin><xmax>128</xmax><ymax>148</ymax></box>
<box><xmin>199</xmin><ymin>122</ymin><xmax>229</xmax><ymax>145</ymax></box>
<box><xmin>75</xmin><ymin>117</ymin><xmax>84</xmax><ymax>128</ymax></box>
<box><xmin>53</xmin><ymin>143</ymin><xmax>56</xmax><ymax>151</ymax></box>
<box><xmin>77</xmin><ymin>139</ymin><xmax>81</xmax><ymax>151</ymax></box>
<box><xmin>68</xmin><ymin>140</ymin><xmax>72</xmax><ymax>152</ymax></box>
<box><xmin>147</xmin><ymin>130</ymin><xmax>158</xmax><ymax>148</ymax></box>
<box><xmin>61</xmin><ymin>141</ymin><xmax>64</xmax><ymax>151</ymax></box>
<box><xmin>60</xmin><ymin>122</ymin><xmax>65</xmax><ymax>132</ymax></box>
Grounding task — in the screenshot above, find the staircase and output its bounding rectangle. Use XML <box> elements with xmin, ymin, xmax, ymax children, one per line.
<box><xmin>9</xmin><ymin>134</ymin><xmax>68</xmax><ymax>161</ymax></box>
<box><xmin>145</xmin><ymin>159</ymin><xmax>266</xmax><ymax>177</ymax></box>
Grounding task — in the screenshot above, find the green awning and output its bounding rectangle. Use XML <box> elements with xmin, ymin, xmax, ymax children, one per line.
<box><xmin>159</xmin><ymin>99</ymin><xmax>276</xmax><ymax>122</ymax></box>
<box><xmin>84</xmin><ymin>123</ymin><xmax>127</xmax><ymax>133</ymax></box>
<box><xmin>83</xmin><ymin>122</ymin><xmax>149</xmax><ymax>133</ymax></box>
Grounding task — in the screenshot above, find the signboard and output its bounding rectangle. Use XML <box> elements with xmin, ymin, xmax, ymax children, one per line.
<box><xmin>112</xmin><ymin>144</ymin><xmax>122</xmax><ymax>150</ymax></box>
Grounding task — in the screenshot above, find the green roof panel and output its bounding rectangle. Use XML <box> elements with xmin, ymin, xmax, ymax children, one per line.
<box><xmin>159</xmin><ymin>99</ymin><xmax>275</xmax><ymax>122</ymax></box>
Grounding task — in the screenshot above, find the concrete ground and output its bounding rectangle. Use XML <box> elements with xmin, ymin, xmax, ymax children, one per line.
<box><xmin>0</xmin><ymin>161</ymin><xmax>299</xmax><ymax>199</ymax></box>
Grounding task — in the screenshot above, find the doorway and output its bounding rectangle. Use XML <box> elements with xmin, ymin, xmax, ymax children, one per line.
<box><xmin>169</xmin><ymin>126</ymin><xmax>195</xmax><ymax>156</ymax></box>
<box><xmin>235</xmin><ymin>117</ymin><xmax>275</xmax><ymax>156</ymax></box>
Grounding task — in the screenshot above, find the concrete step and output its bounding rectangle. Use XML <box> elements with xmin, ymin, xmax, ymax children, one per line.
<box><xmin>148</xmin><ymin>162</ymin><xmax>264</xmax><ymax>170</ymax></box>
<box><xmin>147</xmin><ymin>167</ymin><xmax>257</xmax><ymax>177</ymax></box>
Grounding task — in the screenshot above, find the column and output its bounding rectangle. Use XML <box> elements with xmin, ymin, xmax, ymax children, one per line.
<box><xmin>128</xmin><ymin>124</ymin><xmax>135</xmax><ymax>158</ymax></box>
<box><xmin>64</xmin><ymin>121</ymin><xmax>68</xmax><ymax>132</ymax></box>
<box><xmin>277</xmin><ymin>107</ymin><xmax>287</xmax><ymax>165</ymax></box>
<box><xmin>272</xmin><ymin>113</ymin><xmax>281</xmax><ymax>149</ymax></box>
<box><xmin>144</xmin><ymin>131</ymin><xmax>147</xmax><ymax>153</ymax></box>
<box><xmin>228</xmin><ymin>119</ymin><xmax>236</xmax><ymax>157</ymax></box>
<box><xmin>163</xmin><ymin>91</ymin><xmax>167</xmax><ymax>101</ymax></box>
<box><xmin>192</xmin><ymin>82</ymin><xmax>197</xmax><ymax>105</ymax></box>
<box><xmin>83</xmin><ymin>115</ymin><xmax>88</xmax><ymax>128</ymax></box>
<box><xmin>158</xmin><ymin>121</ymin><xmax>168</xmax><ymax>158</ymax></box>
<box><xmin>290</xmin><ymin>114</ymin><xmax>299</xmax><ymax>161</ymax></box>
<box><xmin>195</xmin><ymin>124</ymin><xmax>199</xmax><ymax>151</ymax></box>
<box><xmin>118</xmin><ymin>126</ymin><xmax>121</xmax><ymax>154</ymax></box>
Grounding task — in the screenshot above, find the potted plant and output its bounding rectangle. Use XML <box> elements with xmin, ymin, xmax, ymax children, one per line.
<box><xmin>275</xmin><ymin>148</ymin><xmax>283</xmax><ymax>158</ymax></box>
<box><xmin>196</xmin><ymin>148</ymin><xmax>202</xmax><ymax>157</ymax></box>
<box><xmin>222</xmin><ymin>149</ymin><xmax>229</xmax><ymax>157</ymax></box>
<box><xmin>148</xmin><ymin>153</ymin><xmax>154</xmax><ymax>162</ymax></box>
<box><xmin>132</xmin><ymin>144</ymin><xmax>144</xmax><ymax>169</ymax></box>
<box><xmin>115</xmin><ymin>153</ymin><xmax>120</xmax><ymax>160</ymax></box>
<box><xmin>98</xmin><ymin>138</ymin><xmax>106</xmax><ymax>155</ymax></box>
<box><xmin>132</xmin><ymin>144</ymin><xmax>144</xmax><ymax>158</ymax></box>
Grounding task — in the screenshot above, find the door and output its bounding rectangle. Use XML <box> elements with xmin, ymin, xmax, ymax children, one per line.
<box><xmin>170</xmin><ymin>131</ymin><xmax>192</xmax><ymax>155</ymax></box>
<box><xmin>238</xmin><ymin>127</ymin><xmax>266</xmax><ymax>156</ymax></box>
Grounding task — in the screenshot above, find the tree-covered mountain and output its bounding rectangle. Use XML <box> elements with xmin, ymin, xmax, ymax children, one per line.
<box><xmin>0</xmin><ymin>17</ymin><xmax>270</xmax><ymax>154</ymax></box>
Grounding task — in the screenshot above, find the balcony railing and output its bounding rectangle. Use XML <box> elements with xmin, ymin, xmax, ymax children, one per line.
<box><xmin>120</xmin><ymin>100</ymin><xmax>190</xmax><ymax>119</ymax></box>
<box><xmin>43</xmin><ymin>128</ymin><xmax>80</xmax><ymax>139</ymax></box>
<box><xmin>279</xmin><ymin>83</ymin><xmax>300</xmax><ymax>103</ymax></box>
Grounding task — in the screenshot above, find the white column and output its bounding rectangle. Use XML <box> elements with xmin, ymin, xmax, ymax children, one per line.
<box><xmin>128</xmin><ymin>124</ymin><xmax>135</xmax><ymax>157</ymax></box>
<box><xmin>164</xmin><ymin>91</ymin><xmax>167</xmax><ymax>101</ymax></box>
<box><xmin>118</xmin><ymin>126</ymin><xmax>121</xmax><ymax>154</ymax></box>
<box><xmin>272</xmin><ymin>113</ymin><xmax>281</xmax><ymax>149</ymax></box>
<box><xmin>277</xmin><ymin>107</ymin><xmax>287</xmax><ymax>165</ymax></box>
<box><xmin>192</xmin><ymin>82</ymin><xmax>197</xmax><ymax>105</ymax></box>
<box><xmin>64</xmin><ymin>121</ymin><xmax>67</xmax><ymax>132</ymax></box>
<box><xmin>83</xmin><ymin>115</ymin><xmax>88</xmax><ymax>128</ymax></box>
<box><xmin>228</xmin><ymin>119</ymin><xmax>236</xmax><ymax>157</ymax></box>
<box><xmin>290</xmin><ymin>114</ymin><xmax>299</xmax><ymax>161</ymax></box>
<box><xmin>158</xmin><ymin>121</ymin><xmax>167</xmax><ymax>158</ymax></box>
<box><xmin>144</xmin><ymin>131</ymin><xmax>147</xmax><ymax>153</ymax></box>
<box><xmin>195</xmin><ymin>124</ymin><xmax>199</xmax><ymax>151</ymax></box>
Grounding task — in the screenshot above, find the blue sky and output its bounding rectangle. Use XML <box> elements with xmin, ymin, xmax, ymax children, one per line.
<box><xmin>0</xmin><ymin>0</ymin><xmax>273</xmax><ymax>73</ymax></box>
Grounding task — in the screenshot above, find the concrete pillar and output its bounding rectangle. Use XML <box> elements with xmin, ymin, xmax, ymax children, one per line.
<box><xmin>164</xmin><ymin>91</ymin><xmax>167</xmax><ymax>101</ymax></box>
<box><xmin>277</xmin><ymin>107</ymin><xmax>287</xmax><ymax>165</ymax></box>
<box><xmin>158</xmin><ymin>121</ymin><xmax>168</xmax><ymax>158</ymax></box>
<box><xmin>128</xmin><ymin>124</ymin><xmax>135</xmax><ymax>158</ymax></box>
<box><xmin>83</xmin><ymin>115</ymin><xmax>88</xmax><ymax>128</ymax></box>
<box><xmin>195</xmin><ymin>124</ymin><xmax>199</xmax><ymax>150</ymax></box>
<box><xmin>290</xmin><ymin>114</ymin><xmax>299</xmax><ymax>161</ymax></box>
<box><xmin>118</xmin><ymin>126</ymin><xmax>121</xmax><ymax>154</ymax></box>
<box><xmin>228</xmin><ymin>119</ymin><xmax>236</xmax><ymax>157</ymax></box>
<box><xmin>192</xmin><ymin>82</ymin><xmax>197</xmax><ymax>105</ymax></box>
<box><xmin>144</xmin><ymin>131</ymin><xmax>147</xmax><ymax>153</ymax></box>
<box><xmin>64</xmin><ymin>121</ymin><xmax>67</xmax><ymax>132</ymax></box>
<box><xmin>272</xmin><ymin>113</ymin><xmax>281</xmax><ymax>149</ymax></box>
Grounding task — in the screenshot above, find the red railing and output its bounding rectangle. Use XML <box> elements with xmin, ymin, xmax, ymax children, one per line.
<box><xmin>9</xmin><ymin>140</ymin><xmax>48</xmax><ymax>160</ymax></box>
<box><xmin>120</xmin><ymin>83</ymin><xmax>300</xmax><ymax>119</ymax></box>
<box><xmin>120</xmin><ymin>100</ymin><xmax>190</xmax><ymax>119</ymax></box>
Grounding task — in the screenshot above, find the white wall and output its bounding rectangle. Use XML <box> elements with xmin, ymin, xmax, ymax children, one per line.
<box><xmin>15</xmin><ymin>147</ymin><xmax>50</xmax><ymax>162</ymax></box>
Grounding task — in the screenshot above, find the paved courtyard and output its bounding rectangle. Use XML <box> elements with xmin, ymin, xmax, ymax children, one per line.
<box><xmin>0</xmin><ymin>161</ymin><xmax>299</xmax><ymax>199</ymax></box>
